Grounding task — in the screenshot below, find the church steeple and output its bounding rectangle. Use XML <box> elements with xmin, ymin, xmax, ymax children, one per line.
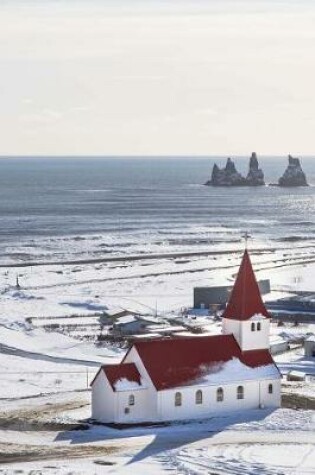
<box><xmin>223</xmin><ymin>250</ymin><xmax>269</xmax><ymax>321</ymax></box>
<box><xmin>222</xmin><ymin>250</ymin><xmax>271</xmax><ymax>352</ymax></box>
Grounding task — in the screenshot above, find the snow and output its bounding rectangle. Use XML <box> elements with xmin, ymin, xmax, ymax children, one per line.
<box><xmin>103</xmin><ymin>307</ymin><xmax>131</xmax><ymax>317</ymax></box>
<box><xmin>158</xmin><ymin>410</ymin><xmax>315</xmax><ymax>475</ymax></box>
<box><xmin>0</xmin><ymin>408</ymin><xmax>314</xmax><ymax>474</ymax></box>
<box><xmin>249</xmin><ymin>313</ymin><xmax>267</xmax><ymax>321</ymax></box>
<box><xmin>275</xmin><ymin>348</ymin><xmax>315</xmax><ymax>376</ymax></box>
<box><xmin>281</xmin><ymin>380</ymin><xmax>315</xmax><ymax>399</ymax></box>
<box><xmin>1</xmin><ymin>246</ymin><xmax>315</xmax><ymax>322</ymax></box>
<box><xmin>131</xmin><ymin>333</ymin><xmax>161</xmax><ymax>339</ymax></box>
<box><xmin>0</xmin><ymin>323</ymin><xmax>122</xmax><ymax>399</ymax></box>
<box><xmin>0</xmin><ymin>324</ymin><xmax>118</xmax><ymax>363</ymax></box>
<box><xmin>114</xmin><ymin>377</ymin><xmax>146</xmax><ymax>391</ymax></box>
<box><xmin>194</xmin><ymin>358</ymin><xmax>279</xmax><ymax>386</ymax></box>
<box><xmin>148</xmin><ymin>325</ymin><xmax>186</xmax><ymax>333</ymax></box>
<box><xmin>269</xmin><ymin>334</ymin><xmax>287</xmax><ymax>344</ymax></box>
<box><xmin>167</xmin><ymin>442</ymin><xmax>315</xmax><ymax>475</ymax></box>
<box><xmin>278</xmin><ymin>328</ymin><xmax>312</xmax><ymax>342</ymax></box>
<box><xmin>115</xmin><ymin>315</ymin><xmax>137</xmax><ymax>325</ymax></box>
<box><xmin>287</xmin><ymin>370</ymin><xmax>306</xmax><ymax>379</ymax></box>
<box><xmin>268</xmin><ymin>261</ymin><xmax>315</xmax><ymax>293</ymax></box>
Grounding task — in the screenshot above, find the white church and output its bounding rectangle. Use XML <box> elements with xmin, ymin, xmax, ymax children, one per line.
<box><xmin>91</xmin><ymin>250</ymin><xmax>281</xmax><ymax>424</ymax></box>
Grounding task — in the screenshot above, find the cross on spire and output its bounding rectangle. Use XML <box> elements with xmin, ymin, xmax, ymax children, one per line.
<box><xmin>242</xmin><ymin>232</ymin><xmax>251</xmax><ymax>249</ymax></box>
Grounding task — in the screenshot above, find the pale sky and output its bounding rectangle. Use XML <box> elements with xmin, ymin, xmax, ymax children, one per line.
<box><xmin>1</xmin><ymin>0</ymin><xmax>315</xmax><ymax>156</ymax></box>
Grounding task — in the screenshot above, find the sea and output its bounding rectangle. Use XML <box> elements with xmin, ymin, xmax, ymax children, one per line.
<box><xmin>0</xmin><ymin>157</ymin><xmax>314</xmax><ymax>264</ymax></box>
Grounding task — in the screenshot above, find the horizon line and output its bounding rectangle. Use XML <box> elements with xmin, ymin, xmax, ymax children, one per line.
<box><xmin>0</xmin><ymin>154</ymin><xmax>314</xmax><ymax>160</ymax></box>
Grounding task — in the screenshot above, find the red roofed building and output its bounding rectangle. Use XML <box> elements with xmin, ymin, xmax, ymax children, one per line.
<box><xmin>91</xmin><ymin>250</ymin><xmax>281</xmax><ymax>424</ymax></box>
<box><xmin>222</xmin><ymin>250</ymin><xmax>272</xmax><ymax>352</ymax></box>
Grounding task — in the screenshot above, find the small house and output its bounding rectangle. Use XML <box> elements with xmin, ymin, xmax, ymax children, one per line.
<box><xmin>304</xmin><ymin>335</ymin><xmax>315</xmax><ymax>357</ymax></box>
<box><xmin>287</xmin><ymin>370</ymin><xmax>306</xmax><ymax>382</ymax></box>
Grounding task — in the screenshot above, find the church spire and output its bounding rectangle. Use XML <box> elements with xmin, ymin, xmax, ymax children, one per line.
<box><xmin>222</xmin><ymin>250</ymin><xmax>270</xmax><ymax>321</ymax></box>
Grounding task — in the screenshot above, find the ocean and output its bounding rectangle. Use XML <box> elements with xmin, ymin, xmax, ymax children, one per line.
<box><xmin>0</xmin><ymin>157</ymin><xmax>314</xmax><ymax>264</ymax></box>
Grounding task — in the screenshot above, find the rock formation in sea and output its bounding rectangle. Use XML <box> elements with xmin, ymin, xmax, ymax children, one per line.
<box><xmin>278</xmin><ymin>155</ymin><xmax>308</xmax><ymax>187</ymax></box>
<box><xmin>205</xmin><ymin>158</ymin><xmax>246</xmax><ymax>186</ymax></box>
<box><xmin>246</xmin><ymin>152</ymin><xmax>265</xmax><ymax>186</ymax></box>
<box><xmin>205</xmin><ymin>153</ymin><xmax>265</xmax><ymax>186</ymax></box>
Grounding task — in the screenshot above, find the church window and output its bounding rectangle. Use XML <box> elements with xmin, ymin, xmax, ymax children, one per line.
<box><xmin>175</xmin><ymin>392</ymin><xmax>182</xmax><ymax>406</ymax></box>
<box><xmin>251</xmin><ymin>322</ymin><xmax>256</xmax><ymax>331</ymax></box>
<box><xmin>196</xmin><ymin>390</ymin><xmax>203</xmax><ymax>404</ymax></box>
<box><xmin>268</xmin><ymin>383</ymin><xmax>273</xmax><ymax>394</ymax></box>
<box><xmin>128</xmin><ymin>394</ymin><xmax>135</xmax><ymax>406</ymax></box>
<box><xmin>237</xmin><ymin>385</ymin><xmax>244</xmax><ymax>399</ymax></box>
<box><xmin>257</xmin><ymin>322</ymin><xmax>261</xmax><ymax>331</ymax></box>
<box><xmin>216</xmin><ymin>387</ymin><xmax>224</xmax><ymax>402</ymax></box>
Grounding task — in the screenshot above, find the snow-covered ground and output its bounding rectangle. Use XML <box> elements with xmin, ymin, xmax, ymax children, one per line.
<box><xmin>275</xmin><ymin>347</ymin><xmax>315</xmax><ymax>377</ymax></box>
<box><xmin>1</xmin><ymin>243</ymin><xmax>315</xmax><ymax>320</ymax></box>
<box><xmin>0</xmin><ymin>408</ymin><xmax>314</xmax><ymax>474</ymax></box>
<box><xmin>0</xmin><ymin>323</ymin><xmax>122</xmax><ymax>399</ymax></box>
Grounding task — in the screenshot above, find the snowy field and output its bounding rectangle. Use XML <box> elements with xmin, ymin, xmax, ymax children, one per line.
<box><xmin>1</xmin><ymin>242</ymin><xmax>315</xmax><ymax>320</ymax></box>
<box><xmin>0</xmin><ymin>408</ymin><xmax>314</xmax><ymax>474</ymax></box>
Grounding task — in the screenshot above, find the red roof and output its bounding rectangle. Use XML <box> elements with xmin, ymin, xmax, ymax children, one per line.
<box><xmin>222</xmin><ymin>250</ymin><xmax>270</xmax><ymax>321</ymax></box>
<box><xmin>91</xmin><ymin>362</ymin><xmax>142</xmax><ymax>391</ymax></box>
<box><xmin>123</xmin><ymin>335</ymin><xmax>277</xmax><ymax>390</ymax></box>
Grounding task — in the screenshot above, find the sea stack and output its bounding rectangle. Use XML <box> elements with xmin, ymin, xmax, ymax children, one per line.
<box><xmin>205</xmin><ymin>157</ymin><xmax>246</xmax><ymax>186</ymax></box>
<box><xmin>246</xmin><ymin>152</ymin><xmax>265</xmax><ymax>186</ymax></box>
<box><xmin>278</xmin><ymin>155</ymin><xmax>308</xmax><ymax>187</ymax></box>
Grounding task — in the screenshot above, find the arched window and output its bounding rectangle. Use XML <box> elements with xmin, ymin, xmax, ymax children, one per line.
<box><xmin>175</xmin><ymin>392</ymin><xmax>182</xmax><ymax>406</ymax></box>
<box><xmin>196</xmin><ymin>390</ymin><xmax>203</xmax><ymax>405</ymax></box>
<box><xmin>268</xmin><ymin>383</ymin><xmax>273</xmax><ymax>394</ymax></box>
<box><xmin>257</xmin><ymin>322</ymin><xmax>261</xmax><ymax>331</ymax></box>
<box><xmin>128</xmin><ymin>394</ymin><xmax>135</xmax><ymax>406</ymax></box>
<box><xmin>237</xmin><ymin>385</ymin><xmax>244</xmax><ymax>400</ymax></box>
<box><xmin>251</xmin><ymin>322</ymin><xmax>256</xmax><ymax>331</ymax></box>
<box><xmin>216</xmin><ymin>387</ymin><xmax>224</xmax><ymax>402</ymax></box>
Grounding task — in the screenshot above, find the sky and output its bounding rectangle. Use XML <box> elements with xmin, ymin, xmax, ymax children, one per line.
<box><xmin>1</xmin><ymin>0</ymin><xmax>315</xmax><ymax>156</ymax></box>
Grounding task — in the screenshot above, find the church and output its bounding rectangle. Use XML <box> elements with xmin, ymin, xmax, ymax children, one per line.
<box><xmin>91</xmin><ymin>250</ymin><xmax>281</xmax><ymax>424</ymax></box>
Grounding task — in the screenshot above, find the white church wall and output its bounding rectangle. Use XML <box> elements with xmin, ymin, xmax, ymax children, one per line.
<box><xmin>116</xmin><ymin>388</ymin><xmax>155</xmax><ymax>424</ymax></box>
<box><xmin>110</xmin><ymin>367</ymin><xmax>281</xmax><ymax>424</ymax></box>
<box><xmin>91</xmin><ymin>371</ymin><xmax>116</xmax><ymax>423</ymax></box>
<box><xmin>122</xmin><ymin>346</ymin><xmax>158</xmax><ymax>420</ymax></box>
<box><xmin>123</xmin><ymin>347</ymin><xmax>155</xmax><ymax>391</ymax></box>
<box><xmin>241</xmin><ymin>319</ymin><xmax>270</xmax><ymax>351</ymax></box>
<box><xmin>158</xmin><ymin>378</ymin><xmax>279</xmax><ymax>422</ymax></box>
<box><xmin>222</xmin><ymin>317</ymin><xmax>270</xmax><ymax>351</ymax></box>
<box><xmin>222</xmin><ymin>318</ymin><xmax>241</xmax><ymax>343</ymax></box>
<box><xmin>259</xmin><ymin>378</ymin><xmax>281</xmax><ymax>408</ymax></box>
<box><xmin>158</xmin><ymin>385</ymin><xmax>211</xmax><ymax>421</ymax></box>
<box><xmin>92</xmin><ymin>370</ymin><xmax>280</xmax><ymax>423</ymax></box>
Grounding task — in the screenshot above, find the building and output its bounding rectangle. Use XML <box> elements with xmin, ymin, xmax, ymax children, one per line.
<box><xmin>269</xmin><ymin>335</ymin><xmax>289</xmax><ymax>355</ymax></box>
<box><xmin>287</xmin><ymin>370</ymin><xmax>306</xmax><ymax>382</ymax></box>
<box><xmin>109</xmin><ymin>315</ymin><xmax>163</xmax><ymax>337</ymax></box>
<box><xmin>100</xmin><ymin>308</ymin><xmax>136</xmax><ymax>325</ymax></box>
<box><xmin>91</xmin><ymin>250</ymin><xmax>281</xmax><ymax>424</ymax></box>
<box><xmin>304</xmin><ymin>335</ymin><xmax>315</xmax><ymax>357</ymax></box>
<box><xmin>266</xmin><ymin>294</ymin><xmax>315</xmax><ymax>324</ymax></box>
<box><xmin>193</xmin><ymin>279</ymin><xmax>270</xmax><ymax>310</ymax></box>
